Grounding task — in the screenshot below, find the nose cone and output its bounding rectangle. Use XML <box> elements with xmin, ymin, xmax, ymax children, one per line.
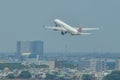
<box><xmin>54</xmin><ymin>19</ymin><xmax>60</xmax><ymax>22</ymax></box>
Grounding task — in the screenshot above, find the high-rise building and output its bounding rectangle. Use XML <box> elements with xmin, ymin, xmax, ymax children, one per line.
<box><xmin>55</xmin><ymin>60</ymin><xmax>64</xmax><ymax>68</ymax></box>
<box><xmin>90</xmin><ymin>59</ymin><xmax>105</xmax><ymax>72</ymax></box>
<box><xmin>116</xmin><ymin>59</ymin><xmax>120</xmax><ymax>70</ymax></box>
<box><xmin>90</xmin><ymin>59</ymin><xmax>97</xmax><ymax>72</ymax></box>
<box><xmin>16</xmin><ymin>41</ymin><xmax>44</xmax><ymax>59</ymax></box>
<box><xmin>78</xmin><ymin>60</ymin><xmax>91</xmax><ymax>71</ymax></box>
<box><xmin>31</xmin><ymin>41</ymin><xmax>43</xmax><ymax>56</ymax></box>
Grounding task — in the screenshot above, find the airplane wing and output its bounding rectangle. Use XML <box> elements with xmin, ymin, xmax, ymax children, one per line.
<box><xmin>75</xmin><ymin>27</ymin><xmax>99</xmax><ymax>31</ymax></box>
<box><xmin>45</xmin><ymin>26</ymin><xmax>67</xmax><ymax>31</ymax></box>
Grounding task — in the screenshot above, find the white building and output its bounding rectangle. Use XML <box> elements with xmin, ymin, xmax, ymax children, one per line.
<box><xmin>116</xmin><ymin>59</ymin><xmax>120</xmax><ymax>70</ymax></box>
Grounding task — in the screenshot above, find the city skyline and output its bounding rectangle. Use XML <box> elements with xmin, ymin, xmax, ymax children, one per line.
<box><xmin>0</xmin><ymin>0</ymin><xmax>120</xmax><ymax>53</ymax></box>
<box><xmin>17</xmin><ymin>40</ymin><xmax>43</xmax><ymax>58</ymax></box>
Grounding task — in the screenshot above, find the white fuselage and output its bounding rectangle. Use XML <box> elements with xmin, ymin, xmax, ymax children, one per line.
<box><xmin>45</xmin><ymin>19</ymin><xmax>99</xmax><ymax>35</ymax></box>
<box><xmin>54</xmin><ymin>19</ymin><xmax>78</xmax><ymax>34</ymax></box>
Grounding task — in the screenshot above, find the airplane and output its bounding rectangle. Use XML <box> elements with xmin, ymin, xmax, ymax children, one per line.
<box><xmin>44</xmin><ymin>19</ymin><xmax>99</xmax><ymax>35</ymax></box>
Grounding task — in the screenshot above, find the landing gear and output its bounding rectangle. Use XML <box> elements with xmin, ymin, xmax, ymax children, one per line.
<box><xmin>61</xmin><ymin>31</ymin><xmax>67</xmax><ymax>35</ymax></box>
<box><xmin>61</xmin><ymin>31</ymin><xmax>65</xmax><ymax>35</ymax></box>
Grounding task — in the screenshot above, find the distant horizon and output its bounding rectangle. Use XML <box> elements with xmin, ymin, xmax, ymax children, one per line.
<box><xmin>0</xmin><ymin>51</ymin><xmax>119</xmax><ymax>54</ymax></box>
<box><xmin>0</xmin><ymin>51</ymin><xmax>120</xmax><ymax>59</ymax></box>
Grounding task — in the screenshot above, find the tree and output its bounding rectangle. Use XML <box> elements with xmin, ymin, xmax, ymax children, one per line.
<box><xmin>6</xmin><ymin>73</ymin><xmax>15</xmax><ymax>79</ymax></box>
<box><xmin>103</xmin><ymin>70</ymin><xmax>120</xmax><ymax>80</ymax></box>
<box><xmin>82</xmin><ymin>74</ymin><xmax>95</xmax><ymax>80</ymax></box>
<box><xmin>46</xmin><ymin>73</ymin><xmax>57</xmax><ymax>80</ymax></box>
<box><xmin>0</xmin><ymin>63</ymin><xmax>27</xmax><ymax>70</ymax></box>
<box><xmin>19</xmin><ymin>71</ymin><xmax>32</xmax><ymax>79</ymax></box>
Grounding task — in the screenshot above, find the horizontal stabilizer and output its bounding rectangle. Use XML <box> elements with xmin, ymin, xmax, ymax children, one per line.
<box><xmin>80</xmin><ymin>33</ymin><xmax>91</xmax><ymax>35</ymax></box>
<box><xmin>82</xmin><ymin>28</ymin><xmax>99</xmax><ymax>30</ymax></box>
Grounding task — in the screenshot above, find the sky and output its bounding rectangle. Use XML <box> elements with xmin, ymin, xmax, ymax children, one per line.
<box><xmin>0</xmin><ymin>0</ymin><xmax>120</xmax><ymax>53</ymax></box>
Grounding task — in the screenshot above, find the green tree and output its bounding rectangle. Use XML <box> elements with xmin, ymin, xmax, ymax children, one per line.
<box><xmin>46</xmin><ymin>73</ymin><xmax>57</xmax><ymax>80</ymax></box>
<box><xmin>6</xmin><ymin>73</ymin><xmax>15</xmax><ymax>79</ymax></box>
<box><xmin>82</xmin><ymin>74</ymin><xmax>95</xmax><ymax>80</ymax></box>
<box><xmin>0</xmin><ymin>63</ymin><xmax>27</xmax><ymax>70</ymax></box>
<box><xmin>103</xmin><ymin>70</ymin><xmax>120</xmax><ymax>80</ymax></box>
<box><xmin>19</xmin><ymin>71</ymin><xmax>32</xmax><ymax>79</ymax></box>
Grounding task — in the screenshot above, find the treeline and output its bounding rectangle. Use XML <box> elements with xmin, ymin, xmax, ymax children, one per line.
<box><xmin>0</xmin><ymin>63</ymin><xmax>26</xmax><ymax>70</ymax></box>
<box><xmin>103</xmin><ymin>70</ymin><xmax>120</xmax><ymax>80</ymax></box>
<box><xmin>0</xmin><ymin>63</ymin><xmax>49</xmax><ymax>70</ymax></box>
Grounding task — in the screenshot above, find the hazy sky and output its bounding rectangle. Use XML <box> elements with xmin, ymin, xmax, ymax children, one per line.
<box><xmin>0</xmin><ymin>0</ymin><xmax>120</xmax><ymax>53</ymax></box>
